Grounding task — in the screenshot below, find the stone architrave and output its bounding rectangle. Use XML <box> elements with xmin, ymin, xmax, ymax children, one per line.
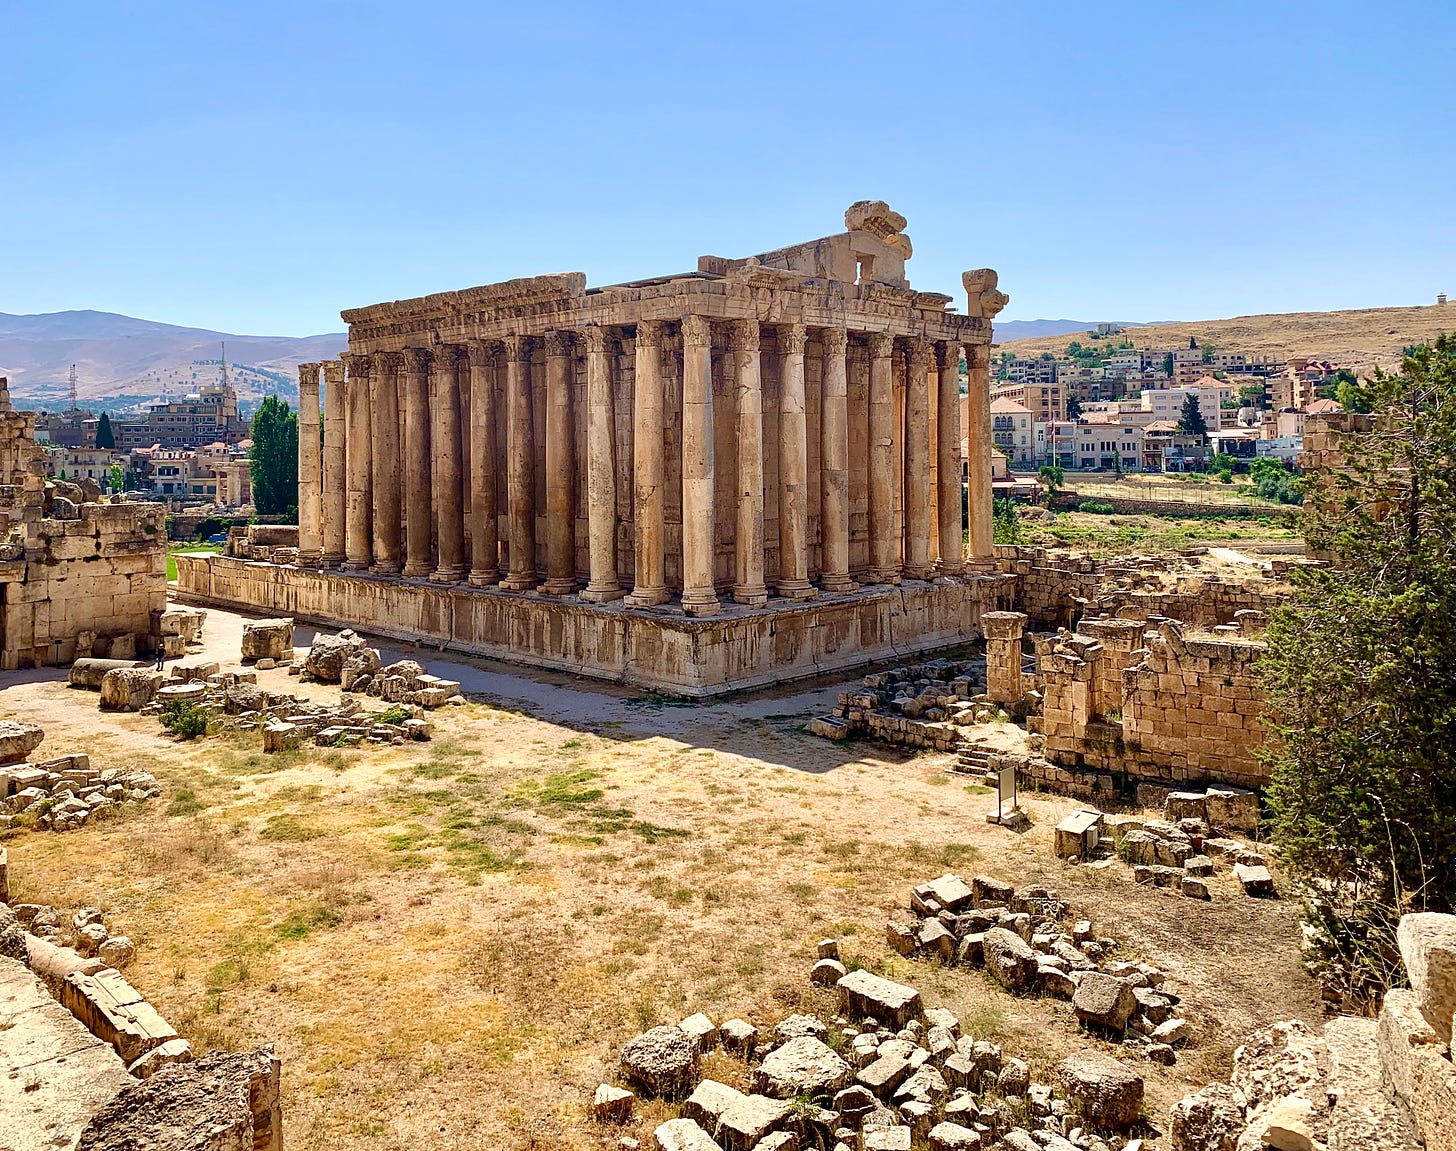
<box><xmin>295</xmin><ymin>363</ymin><xmax>321</xmax><ymax>563</ymax></box>
<box><xmin>542</xmin><ymin>330</ymin><xmax>578</xmax><ymax>596</ymax></box>
<box><xmin>500</xmin><ymin>335</ymin><xmax>538</xmax><ymax>590</ymax></box>
<box><xmin>936</xmin><ymin>341</ymin><xmax>963</xmax><ymax>576</ymax></box>
<box><xmin>400</xmin><ymin>348</ymin><xmax>433</xmax><ymax>578</ymax></box>
<box><xmin>867</xmin><ymin>332</ymin><xmax>898</xmax><ymax>583</ymax></box>
<box><xmin>904</xmin><ymin>338</ymin><xmax>933</xmax><ymax>579</ymax></box>
<box><xmin>679</xmin><ymin>315</ymin><xmax>718</xmax><ymax>616</ymax></box>
<box><xmin>370</xmin><ymin>351</ymin><xmax>403</xmax><ymax>573</ymax></box>
<box><xmin>467</xmin><ymin>341</ymin><xmax>500</xmax><ymax>585</ymax></box>
<box><xmin>320</xmin><ymin>360</ymin><xmax>347</xmax><ymax>568</ymax></box>
<box><xmin>581</xmin><ymin>325</ymin><xmax>625</xmax><ymax>602</ymax></box>
<box><xmin>777</xmin><ymin>323</ymin><xmax>814</xmax><ymax>599</ymax></box>
<box><xmin>732</xmin><ymin>320</ymin><xmax>767</xmax><ymax>606</ymax></box>
<box><xmin>342</xmin><ymin>354</ymin><xmax>373</xmax><ymax>570</ymax></box>
<box><xmin>626</xmin><ymin>320</ymin><xmax>668</xmax><ymax>606</ymax></box>
<box><xmin>819</xmin><ymin>327</ymin><xmax>855</xmax><ymax>593</ymax></box>
<box><xmin>428</xmin><ymin>345</ymin><xmax>466</xmax><ymax>582</ymax></box>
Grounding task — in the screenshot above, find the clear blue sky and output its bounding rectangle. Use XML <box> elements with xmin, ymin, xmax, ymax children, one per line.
<box><xmin>5</xmin><ymin>0</ymin><xmax>1453</xmax><ymax>336</ymax></box>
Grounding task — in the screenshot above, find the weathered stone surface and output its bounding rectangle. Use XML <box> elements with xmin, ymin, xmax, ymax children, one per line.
<box><xmin>1232</xmin><ymin>863</ymin><xmax>1274</xmax><ymax>897</ymax></box>
<box><xmin>684</xmin><ymin>1080</ymin><xmax>789</xmax><ymax>1151</ymax></box>
<box><xmin>592</xmin><ymin>1082</ymin><xmax>635</xmax><ymax>1123</ymax></box>
<box><xmin>1056</xmin><ymin>1050</ymin><xmax>1144</xmax><ymax>1131</ymax></box>
<box><xmin>240</xmin><ymin>618</ymin><xmax>294</xmax><ymax>661</ymax></box>
<box><xmin>753</xmin><ymin>1036</ymin><xmax>852</xmax><ymax>1099</ymax></box>
<box><xmin>68</xmin><ymin>659</ymin><xmax>147</xmax><ymax>690</ymax></box>
<box><xmin>98</xmin><ymin>669</ymin><xmax>161</xmax><ymax>712</ymax></box>
<box><xmin>720</xmin><ymin>1018</ymin><xmax>757</xmax><ymax>1055</ymax></box>
<box><xmin>0</xmin><ymin>720</ymin><xmax>44</xmax><ymax>764</ymax></box>
<box><xmin>837</xmin><ymin>969</ymin><xmax>922</xmax><ymax>1028</ymax></box>
<box><xmin>982</xmin><ymin>927</ymin><xmax>1037</xmax><ymax>993</ymax></box>
<box><xmin>621</xmin><ymin>1025</ymin><xmax>699</xmax><ymax>1098</ymax></box>
<box><xmin>1376</xmin><ymin>989</ymin><xmax>1456</xmax><ymax>1151</ymax></box>
<box><xmin>971</xmin><ymin>875</ymin><xmax>1013</xmax><ymax>907</ymax></box>
<box><xmin>862</xmin><ymin>1127</ymin><xmax>912</xmax><ymax>1151</ymax></box>
<box><xmin>653</xmin><ymin>1118</ymin><xmax>725</xmax><ymax>1151</ymax></box>
<box><xmin>1072</xmin><ymin>972</ymin><xmax>1138</xmax><ymax>1032</ymax></box>
<box><xmin>1397</xmin><ymin>911</ymin><xmax>1456</xmax><ymax>1043</ymax></box>
<box><xmin>1168</xmin><ymin>1082</ymin><xmax>1244</xmax><ymax>1151</ymax></box>
<box><xmin>303</xmin><ymin>630</ymin><xmax>373</xmax><ymax>683</ymax></box>
<box><xmin>927</xmin><ymin>1120</ymin><xmax>982</xmax><ymax>1150</ymax></box>
<box><xmin>96</xmin><ymin>936</ymin><xmax>136</xmax><ymax>971</ymax></box>
<box><xmin>811</xmin><ymin>957</ymin><xmax>847</xmax><ymax>985</ymax></box>
<box><xmin>925</xmin><ymin>873</ymin><xmax>974</xmax><ymax>911</ymax></box>
<box><xmin>127</xmin><ymin>1037</ymin><xmax>193</xmax><ymax>1080</ymax></box>
<box><xmin>773</xmin><ymin>1013</ymin><xmax>827</xmax><ymax>1044</ymax></box>
<box><xmin>857</xmin><ymin>1052</ymin><xmax>911</xmax><ymax>1099</ymax></box>
<box><xmin>886</xmin><ymin>920</ymin><xmax>916</xmax><ymax>956</ymax></box>
<box><xmin>0</xmin><ymin>903</ymin><xmax>26</xmax><ymax>963</ymax></box>
<box><xmin>679</xmin><ymin>1012</ymin><xmax>719</xmax><ymax>1051</ymax></box>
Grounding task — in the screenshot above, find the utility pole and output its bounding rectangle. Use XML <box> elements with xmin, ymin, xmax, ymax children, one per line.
<box><xmin>68</xmin><ymin>364</ymin><xmax>78</xmax><ymax>413</ymax></box>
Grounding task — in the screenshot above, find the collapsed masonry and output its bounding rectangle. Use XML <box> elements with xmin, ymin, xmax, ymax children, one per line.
<box><xmin>0</xmin><ymin>378</ymin><xmax>169</xmax><ymax>670</ymax></box>
<box><xmin>0</xmin><ymin>720</ymin><xmax>161</xmax><ymax>833</ymax></box>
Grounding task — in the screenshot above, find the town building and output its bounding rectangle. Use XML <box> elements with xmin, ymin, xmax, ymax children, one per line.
<box><xmin>989</xmin><ymin>379</ymin><xmax>1066</xmax><ymax>423</ymax></box>
<box><xmin>113</xmin><ymin>383</ymin><xmax>248</xmax><ymax>450</ymax></box>
<box><xmin>39</xmin><ymin>446</ymin><xmax>126</xmax><ymax>486</ymax></box>
<box><xmin>989</xmin><ymin>398</ymin><xmax>1038</xmax><ymax>467</ymax></box>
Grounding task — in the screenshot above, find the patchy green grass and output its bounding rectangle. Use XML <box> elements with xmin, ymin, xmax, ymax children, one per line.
<box><xmin>259</xmin><ymin>813</ymin><xmax>324</xmax><ymax>842</ymax></box>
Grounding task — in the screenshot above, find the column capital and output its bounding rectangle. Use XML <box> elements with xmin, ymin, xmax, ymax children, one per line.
<box><xmin>636</xmin><ymin>319</ymin><xmax>662</xmax><ymax>348</ymax></box>
<box><xmin>936</xmin><ymin>340</ymin><xmax>962</xmax><ymax>370</ymax></box>
<box><xmin>869</xmin><ymin>331</ymin><xmax>895</xmax><ymax>358</ymax></box>
<box><xmin>544</xmin><ymin>329</ymin><xmax>575</xmax><ymax>358</ymax></box>
<box><xmin>503</xmin><ymin>333</ymin><xmax>533</xmax><ymax>362</ymax></box>
<box><xmin>323</xmin><ymin>359</ymin><xmax>345</xmax><ymax>384</ymax></box>
<box><xmin>579</xmin><ymin>325</ymin><xmax>610</xmax><ymax>355</ymax></box>
<box><xmin>729</xmin><ymin>319</ymin><xmax>760</xmax><ymax>353</ymax></box>
<box><xmin>402</xmin><ymin>347</ymin><xmax>431</xmax><ymax>374</ymax></box>
<box><xmin>967</xmin><ymin>342</ymin><xmax>992</xmax><ymax>371</ymax></box>
<box><xmin>431</xmin><ymin>343</ymin><xmax>460</xmax><ymax>371</ymax></box>
<box><xmin>466</xmin><ymin>339</ymin><xmax>497</xmax><ymax>368</ymax></box>
<box><xmin>681</xmin><ymin>314</ymin><xmax>712</xmax><ymax>347</ymax></box>
<box><xmin>821</xmin><ymin>326</ymin><xmax>848</xmax><ymax>356</ymax></box>
<box><xmin>908</xmin><ymin>336</ymin><xmax>933</xmax><ymax>370</ymax></box>
<box><xmin>372</xmin><ymin>350</ymin><xmax>402</xmax><ymax>374</ymax></box>
<box><xmin>780</xmin><ymin>323</ymin><xmax>806</xmax><ymax>356</ymax></box>
<box><xmin>296</xmin><ymin>362</ymin><xmax>320</xmax><ymax>385</ymax></box>
<box><xmin>342</xmin><ymin>352</ymin><xmax>372</xmax><ymax>378</ymax></box>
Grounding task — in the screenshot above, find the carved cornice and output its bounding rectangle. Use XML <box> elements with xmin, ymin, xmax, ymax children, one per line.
<box><xmin>544</xmin><ymin>330</ymin><xmax>575</xmax><ymax>358</ymax></box>
<box><xmin>681</xmin><ymin>314</ymin><xmax>712</xmax><ymax>348</ymax></box>
<box><xmin>821</xmin><ymin>327</ymin><xmax>848</xmax><ymax>356</ymax></box>
<box><xmin>636</xmin><ymin>319</ymin><xmax>662</xmax><ymax>348</ymax></box>
<box><xmin>402</xmin><ymin>347</ymin><xmax>431</xmax><ymax>374</ymax></box>
<box><xmin>729</xmin><ymin>319</ymin><xmax>760</xmax><ymax>354</ymax></box>
<box><xmin>868</xmin><ymin>331</ymin><xmax>895</xmax><ymax>359</ymax></box>
<box><xmin>780</xmin><ymin>323</ymin><xmax>807</xmax><ymax>356</ymax></box>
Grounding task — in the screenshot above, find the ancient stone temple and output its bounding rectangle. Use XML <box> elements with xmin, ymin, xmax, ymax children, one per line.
<box><xmin>178</xmin><ymin>203</ymin><xmax>1017</xmax><ymax>693</ymax></box>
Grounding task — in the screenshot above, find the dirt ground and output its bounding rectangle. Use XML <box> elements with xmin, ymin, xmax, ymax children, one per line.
<box><xmin>0</xmin><ymin>602</ymin><xmax>1322</xmax><ymax>1150</ymax></box>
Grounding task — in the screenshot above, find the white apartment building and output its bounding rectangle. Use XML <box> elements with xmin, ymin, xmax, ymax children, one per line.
<box><xmin>990</xmin><ymin>398</ymin><xmax>1037</xmax><ymax>467</ymax></box>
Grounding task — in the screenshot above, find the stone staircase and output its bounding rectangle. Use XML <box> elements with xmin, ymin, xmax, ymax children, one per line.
<box><xmin>950</xmin><ymin>741</ymin><xmax>996</xmax><ymax>784</ymax></box>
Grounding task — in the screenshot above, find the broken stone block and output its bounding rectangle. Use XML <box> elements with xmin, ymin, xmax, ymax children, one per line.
<box><xmin>1396</xmin><ymin>912</ymin><xmax>1456</xmax><ymax>1043</ymax></box>
<box><xmin>128</xmin><ymin>1036</ymin><xmax>193</xmax><ymax>1079</ymax></box>
<box><xmin>886</xmin><ymin>921</ymin><xmax>916</xmax><ymax>957</ymax></box>
<box><xmin>925</xmin><ymin>873</ymin><xmax>974</xmax><ymax>911</ymax></box>
<box><xmin>98</xmin><ymin>669</ymin><xmax>162</xmax><ymax>712</ymax></box>
<box><xmin>753</xmin><ymin>1036</ymin><xmax>852</xmax><ymax>1099</ymax></box>
<box><xmin>1038</xmin><ymin>965</ymin><xmax>1077</xmax><ymax>999</ymax></box>
<box><xmin>836</xmin><ymin>970</ymin><xmax>922</xmax><ymax>1029</ymax></box>
<box><xmin>0</xmin><ymin>720</ymin><xmax>45</xmax><ymax>765</ymax></box>
<box><xmin>926</xmin><ymin>1121</ymin><xmax>981</xmax><ymax>1150</ymax></box>
<box><xmin>1072</xmin><ymin>972</ymin><xmax>1138</xmax><ymax>1032</ymax></box>
<box><xmin>918</xmin><ymin>920</ymin><xmax>955</xmax><ymax>963</ymax></box>
<box><xmin>593</xmin><ymin>1083</ymin><xmax>634</xmax><ymax>1122</ymax></box>
<box><xmin>1184</xmin><ymin>855</ymin><xmax>1214</xmax><ymax>877</ymax></box>
<box><xmin>719</xmin><ymin>1018</ymin><xmax>757</xmax><ymax>1055</ymax></box>
<box><xmin>817</xmin><ymin>938</ymin><xmax>840</xmax><ymax>960</ymax></box>
<box><xmin>1056</xmin><ymin>1050</ymin><xmax>1144</xmax><ymax>1131</ymax></box>
<box><xmin>773</xmin><ymin>1014</ymin><xmax>827</xmax><ymax>1044</ymax></box>
<box><xmin>1232</xmin><ymin>863</ymin><xmax>1275</xmax><ymax>897</ymax></box>
<box><xmin>812</xmin><ymin>957</ymin><xmax>848</xmax><ymax>985</ymax></box>
<box><xmin>75</xmin><ymin>922</ymin><xmax>109</xmax><ymax>957</ymax></box>
<box><xmin>1152</xmin><ymin>1018</ymin><xmax>1190</xmax><ymax>1046</ymax></box>
<box><xmin>1167</xmin><ymin>1081</ymin><xmax>1244</xmax><ymax>1151</ymax></box>
<box><xmin>924</xmin><ymin>1006</ymin><xmax>959</xmax><ymax>1035</ymax></box>
<box><xmin>240</xmin><ymin>618</ymin><xmax>295</xmax><ymax>662</ymax></box>
<box><xmin>997</xmin><ymin>1057</ymin><xmax>1030</xmax><ymax>1096</ymax></box>
<box><xmin>1180</xmin><ymin>877</ymin><xmax>1211</xmax><ymax>901</ymax></box>
<box><xmin>96</xmin><ymin>935</ymin><xmax>136</xmax><ymax>970</ymax></box>
<box><xmin>1163</xmin><ymin>792</ymin><xmax>1207</xmax><ymax>823</ymax></box>
<box><xmin>1204</xmin><ymin>787</ymin><xmax>1261</xmax><ymax>834</ymax></box>
<box><xmin>679</xmin><ymin>1012</ymin><xmax>719</xmax><ymax>1051</ymax></box>
<box><xmin>862</xmin><ymin>1128</ymin><xmax>911</xmax><ymax>1151</ymax></box>
<box><xmin>652</xmin><ymin>1118</ymin><xmax>724</xmax><ymax>1151</ymax></box>
<box><xmin>982</xmin><ymin>927</ymin><xmax>1037</xmax><ymax>994</ymax></box>
<box><xmin>621</xmin><ymin>1025</ymin><xmax>699</xmax><ymax>1098</ymax></box>
<box><xmin>857</xmin><ymin>1052</ymin><xmax>912</xmax><ymax>1099</ymax></box>
<box><xmin>971</xmin><ymin>875</ymin><xmax>1013</xmax><ymax>907</ymax></box>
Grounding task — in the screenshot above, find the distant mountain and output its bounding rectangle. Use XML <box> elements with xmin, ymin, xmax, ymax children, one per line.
<box><xmin>0</xmin><ymin>310</ymin><xmax>346</xmax><ymax>411</ymax></box>
<box><xmin>992</xmin><ymin>319</ymin><xmax>1148</xmax><ymax>343</ymax></box>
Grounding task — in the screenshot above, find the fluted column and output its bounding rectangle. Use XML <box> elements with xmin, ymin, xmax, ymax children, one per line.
<box><xmin>730</xmin><ymin>320</ymin><xmax>767</xmax><ymax>606</ymax></box>
<box><xmin>626</xmin><ymin>320</ymin><xmax>667</xmax><ymax>606</ymax></box>
<box><xmin>342</xmin><ymin>354</ymin><xmax>373</xmax><ymax>570</ymax></box>
<box><xmin>966</xmin><ymin>343</ymin><xmax>994</xmax><ymax>560</ymax></box>
<box><xmin>501</xmin><ymin>335</ymin><xmax>537</xmax><ymax>591</ymax></box>
<box><xmin>936</xmin><ymin>341</ymin><xmax>964</xmax><ymax>576</ymax></box>
<box><xmin>467</xmin><ymin>341</ymin><xmax>500</xmax><ymax>586</ymax></box>
<box><xmin>321</xmin><ymin>360</ymin><xmax>347</xmax><ymax>567</ymax></box>
<box><xmin>680</xmin><ymin>315</ymin><xmax>718</xmax><ymax>616</ymax></box>
<box><xmin>777</xmin><ymin>323</ymin><xmax>814</xmax><ymax>599</ymax></box>
<box><xmin>296</xmin><ymin>363</ymin><xmax>322</xmax><ymax>564</ymax></box>
<box><xmin>904</xmin><ymin>338</ymin><xmax>933</xmax><ymax>579</ymax></box>
<box><xmin>428</xmin><ymin>345</ymin><xmax>465</xmax><ymax>582</ymax></box>
<box><xmin>580</xmin><ymin>325</ymin><xmax>625</xmax><ymax>602</ymax></box>
<box><xmin>867</xmin><ymin>332</ymin><xmax>897</xmax><ymax>583</ymax></box>
<box><xmin>400</xmin><ymin>348</ymin><xmax>433</xmax><ymax>579</ymax></box>
<box><xmin>819</xmin><ymin>328</ymin><xmax>855</xmax><ymax>593</ymax></box>
<box><xmin>541</xmin><ymin>331</ymin><xmax>578</xmax><ymax>596</ymax></box>
<box><xmin>370</xmin><ymin>351</ymin><xmax>403</xmax><ymax>573</ymax></box>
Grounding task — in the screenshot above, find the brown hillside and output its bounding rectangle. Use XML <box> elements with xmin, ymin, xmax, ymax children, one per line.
<box><xmin>993</xmin><ymin>303</ymin><xmax>1454</xmax><ymax>377</ymax></box>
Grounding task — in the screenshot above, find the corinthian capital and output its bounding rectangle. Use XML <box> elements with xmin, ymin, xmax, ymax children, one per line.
<box><xmin>466</xmin><ymin>340</ymin><xmax>497</xmax><ymax>369</ymax></box>
<box><xmin>936</xmin><ymin>341</ymin><xmax>962</xmax><ymax>371</ymax></box>
<box><xmin>323</xmin><ymin>360</ymin><xmax>345</xmax><ymax>385</ymax></box>
<box><xmin>372</xmin><ymin>350</ymin><xmax>402</xmax><ymax>375</ymax></box>
<box><xmin>681</xmin><ymin>314</ymin><xmax>711</xmax><ymax>348</ymax></box>
<box><xmin>869</xmin><ymin>331</ymin><xmax>895</xmax><ymax>359</ymax></box>
<box><xmin>544</xmin><ymin>330</ymin><xmax>575</xmax><ymax>358</ymax></box>
<box><xmin>431</xmin><ymin>344</ymin><xmax>460</xmax><ymax>373</ymax></box>
<box><xmin>342</xmin><ymin>352</ymin><xmax>372</xmax><ymax>379</ymax></box>
<box><xmin>908</xmin><ymin>337</ymin><xmax>933</xmax><ymax>371</ymax></box>
<box><xmin>821</xmin><ymin>327</ymin><xmax>848</xmax><ymax>356</ymax></box>
<box><xmin>636</xmin><ymin>319</ymin><xmax>662</xmax><ymax>348</ymax></box>
<box><xmin>780</xmin><ymin>323</ymin><xmax>806</xmax><ymax>356</ymax></box>
<box><xmin>296</xmin><ymin>362</ymin><xmax>320</xmax><ymax>387</ymax></box>
<box><xmin>503</xmin><ymin>334</ymin><xmax>533</xmax><ymax>362</ymax></box>
<box><xmin>579</xmin><ymin>325</ymin><xmax>609</xmax><ymax>355</ymax></box>
<box><xmin>966</xmin><ymin>343</ymin><xmax>992</xmax><ymax>372</ymax></box>
<box><xmin>402</xmin><ymin>347</ymin><xmax>431</xmax><ymax>374</ymax></box>
<box><xmin>729</xmin><ymin>320</ymin><xmax>760</xmax><ymax>354</ymax></box>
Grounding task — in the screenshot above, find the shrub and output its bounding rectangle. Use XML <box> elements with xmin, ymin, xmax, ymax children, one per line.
<box><xmin>160</xmin><ymin>700</ymin><xmax>209</xmax><ymax>739</ymax></box>
<box><xmin>378</xmin><ymin>706</ymin><xmax>411</xmax><ymax>725</ymax></box>
<box><xmin>1075</xmin><ymin>499</ymin><xmax>1116</xmax><ymax>514</ymax></box>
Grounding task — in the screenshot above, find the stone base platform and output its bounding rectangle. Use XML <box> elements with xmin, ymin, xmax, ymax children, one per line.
<box><xmin>174</xmin><ymin>554</ymin><xmax>1016</xmax><ymax>697</ymax></box>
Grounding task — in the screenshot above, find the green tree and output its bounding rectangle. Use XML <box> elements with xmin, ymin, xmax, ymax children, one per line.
<box><xmin>108</xmin><ymin>462</ymin><xmax>124</xmax><ymax>493</ymax></box>
<box><xmin>1065</xmin><ymin>394</ymin><xmax>1083</xmax><ymax>420</ymax></box>
<box><xmin>1037</xmin><ymin>464</ymin><xmax>1064</xmax><ymax>503</ymax></box>
<box><xmin>1177</xmin><ymin>392</ymin><xmax>1209</xmax><ymax>440</ymax></box>
<box><xmin>1260</xmin><ymin>336</ymin><xmax>1456</xmax><ymax>917</ymax></box>
<box><xmin>992</xmin><ymin>497</ymin><xmax>1023</xmax><ymax>544</ymax></box>
<box><xmin>249</xmin><ymin>396</ymin><xmax>299</xmax><ymax>518</ymax></box>
<box><xmin>95</xmin><ymin>412</ymin><xmax>115</xmax><ymax>449</ymax></box>
<box><xmin>1336</xmin><ymin>378</ymin><xmax>1374</xmax><ymax>413</ymax></box>
<box><xmin>1239</xmin><ymin>384</ymin><xmax>1268</xmax><ymax>409</ymax></box>
<box><xmin>1162</xmin><ymin>352</ymin><xmax>1175</xmax><ymax>377</ymax></box>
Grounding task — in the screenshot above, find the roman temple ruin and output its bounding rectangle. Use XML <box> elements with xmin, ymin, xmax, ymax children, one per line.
<box><xmin>178</xmin><ymin>203</ymin><xmax>1016</xmax><ymax>694</ymax></box>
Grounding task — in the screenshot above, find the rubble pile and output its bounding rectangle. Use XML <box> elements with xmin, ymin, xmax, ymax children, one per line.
<box><xmin>12</xmin><ymin>902</ymin><xmax>137</xmax><ymax>970</ymax></box>
<box><xmin>594</xmin><ymin>951</ymin><xmax>1151</xmax><ymax>1151</ymax></box>
<box><xmin>1103</xmin><ymin>789</ymin><xmax>1274</xmax><ymax>900</ymax></box>
<box><xmin>889</xmin><ymin>873</ymin><xmax>1192</xmax><ymax>1065</ymax></box>
<box><xmin>297</xmin><ymin>629</ymin><xmax>465</xmax><ymax>708</ymax></box>
<box><xmin>810</xmin><ymin>658</ymin><xmax>999</xmax><ymax>750</ymax></box>
<box><xmin>0</xmin><ymin>721</ymin><xmax>159</xmax><ymax>832</ymax></box>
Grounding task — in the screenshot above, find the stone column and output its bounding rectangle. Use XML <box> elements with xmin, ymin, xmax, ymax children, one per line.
<box><xmin>983</xmin><ymin>610</ymin><xmax>1028</xmax><ymax>707</ymax></box>
<box><xmin>501</xmin><ymin>335</ymin><xmax>537</xmax><ymax>591</ymax></box>
<box><xmin>818</xmin><ymin>328</ymin><xmax>855</xmax><ymax>594</ymax></box>
<box><xmin>401</xmin><ymin>348</ymin><xmax>433</xmax><ymax>579</ymax></box>
<box><xmin>776</xmin><ymin>323</ymin><xmax>814</xmax><ymax>599</ymax></box>
<box><xmin>429</xmin><ymin>345</ymin><xmax>466</xmax><ymax>582</ymax></box>
<box><xmin>369</xmin><ymin>351</ymin><xmax>403</xmax><ymax>573</ymax></box>
<box><xmin>541</xmin><ymin>330</ymin><xmax>578</xmax><ymax>596</ymax></box>
<box><xmin>731</xmin><ymin>320</ymin><xmax>768</xmax><ymax>606</ymax></box>
<box><xmin>296</xmin><ymin>362</ymin><xmax>322</xmax><ymax>564</ymax></box>
<box><xmin>904</xmin><ymin>338</ymin><xmax>933</xmax><ymax>579</ymax></box>
<box><xmin>626</xmin><ymin>321</ymin><xmax>667</xmax><ymax>607</ymax></box>
<box><xmin>343</xmin><ymin>354</ymin><xmax>373</xmax><ymax>570</ymax></box>
<box><xmin>581</xmin><ymin>325</ymin><xmax>625</xmax><ymax>602</ymax></box>
<box><xmin>867</xmin><ymin>332</ymin><xmax>897</xmax><ymax>583</ymax></box>
<box><xmin>966</xmin><ymin>343</ymin><xmax>994</xmax><ymax>560</ymax></box>
<box><xmin>321</xmin><ymin>360</ymin><xmax>347</xmax><ymax>567</ymax></box>
<box><xmin>936</xmin><ymin>341</ymin><xmax>964</xmax><ymax>576</ymax></box>
<box><xmin>679</xmin><ymin>315</ymin><xmax>718</xmax><ymax>616</ymax></box>
<box><xmin>467</xmin><ymin>341</ymin><xmax>500</xmax><ymax>586</ymax></box>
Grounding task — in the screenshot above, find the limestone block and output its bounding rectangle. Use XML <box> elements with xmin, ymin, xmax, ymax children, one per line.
<box><xmin>621</xmin><ymin>1025</ymin><xmax>699</xmax><ymax>1097</ymax></box>
<box><xmin>982</xmin><ymin>927</ymin><xmax>1038</xmax><ymax>994</ymax></box>
<box><xmin>1072</xmin><ymin>973</ymin><xmax>1138</xmax><ymax>1032</ymax></box>
<box><xmin>98</xmin><ymin>669</ymin><xmax>161</xmax><ymax>712</ymax></box>
<box><xmin>68</xmin><ymin>658</ymin><xmax>145</xmax><ymax>689</ymax></box>
<box><xmin>1056</xmin><ymin>1050</ymin><xmax>1144</xmax><ymax>1131</ymax></box>
<box><xmin>836</xmin><ymin>969</ymin><xmax>922</xmax><ymax>1028</ymax></box>
<box><xmin>0</xmin><ymin>721</ymin><xmax>44</xmax><ymax>766</ymax></box>
<box><xmin>592</xmin><ymin>1083</ymin><xmax>634</xmax><ymax>1122</ymax></box>
<box><xmin>1167</xmin><ymin>1082</ymin><xmax>1244</xmax><ymax>1151</ymax></box>
<box><xmin>1376</xmin><ymin>989</ymin><xmax>1456</xmax><ymax>1151</ymax></box>
<box><xmin>752</xmin><ymin>1036</ymin><xmax>852</xmax><ymax>1098</ymax></box>
<box><xmin>1397</xmin><ymin>912</ymin><xmax>1456</xmax><ymax>1043</ymax></box>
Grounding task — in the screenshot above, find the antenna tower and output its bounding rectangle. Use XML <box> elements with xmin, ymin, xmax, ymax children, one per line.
<box><xmin>220</xmin><ymin>341</ymin><xmax>229</xmax><ymax>391</ymax></box>
<box><xmin>68</xmin><ymin>364</ymin><xmax>78</xmax><ymax>413</ymax></box>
